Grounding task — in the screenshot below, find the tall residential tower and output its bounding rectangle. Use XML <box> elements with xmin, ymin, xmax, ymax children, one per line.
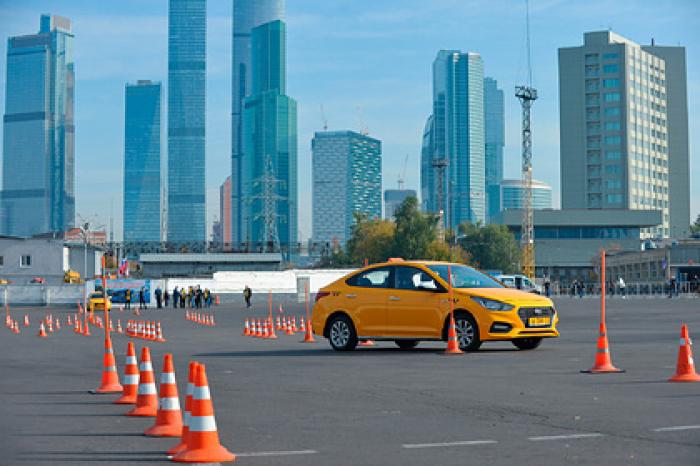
<box><xmin>421</xmin><ymin>50</ymin><xmax>485</xmax><ymax>229</ymax></box>
<box><xmin>559</xmin><ymin>31</ymin><xmax>689</xmax><ymax>238</ymax></box>
<box><xmin>231</xmin><ymin>0</ymin><xmax>285</xmax><ymax>246</ymax></box>
<box><xmin>1</xmin><ymin>15</ymin><xmax>74</xmax><ymax>237</ymax></box>
<box><xmin>123</xmin><ymin>81</ymin><xmax>162</xmax><ymax>243</ymax></box>
<box><xmin>167</xmin><ymin>0</ymin><xmax>206</xmax><ymax>244</ymax></box>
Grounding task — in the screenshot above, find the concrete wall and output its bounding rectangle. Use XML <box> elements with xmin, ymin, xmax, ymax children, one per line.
<box><xmin>0</xmin><ymin>284</ymin><xmax>86</xmax><ymax>306</ymax></box>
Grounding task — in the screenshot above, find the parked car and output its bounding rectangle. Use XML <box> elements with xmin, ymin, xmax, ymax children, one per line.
<box><xmin>29</xmin><ymin>277</ymin><xmax>46</xmax><ymax>284</ymax></box>
<box><xmin>494</xmin><ymin>274</ymin><xmax>542</xmax><ymax>294</ymax></box>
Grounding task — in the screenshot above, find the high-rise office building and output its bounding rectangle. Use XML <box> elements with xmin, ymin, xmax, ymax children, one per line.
<box><xmin>123</xmin><ymin>80</ymin><xmax>161</xmax><ymax>243</ymax></box>
<box><xmin>241</xmin><ymin>20</ymin><xmax>297</xmax><ymax>250</ymax></box>
<box><xmin>484</xmin><ymin>77</ymin><xmax>505</xmax><ymax>222</ymax></box>
<box><xmin>167</xmin><ymin>0</ymin><xmax>206</xmax><ymax>244</ymax></box>
<box><xmin>1</xmin><ymin>15</ymin><xmax>74</xmax><ymax>237</ymax></box>
<box><xmin>501</xmin><ymin>179</ymin><xmax>552</xmax><ymax>211</ymax></box>
<box><xmin>385</xmin><ymin>189</ymin><xmax>417</xmax><ymax>220</ymax></box>
<box><xmin>312</xmin><ymin>131</ymin><xmax>382</xmax><ymax>246</ymax></box>
<box><xmin>219</xmin><ymin>176</ymin><xmax>231</xmax><ymax>249</ymax></box>
<box><xmin>232</xmin><ymin>0</ymin><xmax>285</xmax><ymax>246</ymax></box>
<box><xmin>559</xmin><ymin>31</ymin><xmax>689</xmax><ymax>238</ymax></box>
<box><xmin>421</xmin><ymin>50</ymin><xmax>485</xmax><ymax>229</ymax></box>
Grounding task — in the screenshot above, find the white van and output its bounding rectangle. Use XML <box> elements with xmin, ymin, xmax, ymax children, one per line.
<box><xmin>494</xmin><ymin>274</ymin><xmax>542</xmax><ymax>294</ymax></box>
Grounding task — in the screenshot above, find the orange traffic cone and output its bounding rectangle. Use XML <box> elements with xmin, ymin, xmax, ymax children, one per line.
<box><xmin>12</xmin><ymin>321</ymin><xmax>20</xmax><ymax>334</ymax></box>
<box><xmin>299</xmin><ymin>316</ymin><xmax>307</xmax><ymax>332</ymax></box>
<box><xmin>291</xmin><ymin>316</ymin><xmax>298</xmax><ymax>332</ymax></box>
<box><xmin>83</xmin><ymin>315</ymin><xmax>91</xmax><ymax>336</ymax></box>
<box><xmin>285</xmin><ymin>317</ymin><xmax>294</xmax><ymax>335</ymax></box>
<box><xmin>301</xmin><ymin>318</ymin><xmax>316</xmax><ymax>343</ymax></box>
<box><xmin>262</xmin><ymin>320</ymin><xmax>270</xmax><ymax>339</ymax></box>
<box><xmin>38</xmin><ymin>322</ymin><xmax>48</xmax><ymax>338</ymax></box>
<box><xmin>117</xmin><ymin>319</ymin><xmax>123</xmax><ymax>334</ymax></box>
<box><xmin>210</xmin><ymin>315</ymin><xmax>215</xmax><ymax>326</ymax></box>
<box><xmin>55</xmin><ymin>318</ymin><xmax>61</xmax><ymax>331</ymax></box>
<box><xmin>156</xmin><ymin>322</ymin><xmax>166</xmax><ymax>342</ymax></box>
<box><xmin>281</xmin><ymin>316</ymin><xmax>288</xmax><ymax>332</ymax></box>
<box><xmin>359</xmin><ymin>340</ymin><xmax>375</xmax><ymax>347</ymax></box>
<box><xmin>67</xmin><ymin>314</ymin><xmax>72</xmax><ymax>326</ymax></box>
<box><xmin>582</xmin><ymin>323</ymin><xmax>624</xmax><ymax>373</ymax></box>
<box><xmin>171</xmin><ymin>364</ymin><xmax>235</xmax><ymax>463</ymax></box>
<box><xmin>127</xmin><ymin>346</ymin><xmax>158</xmax><ymax>416</ymax></box>
<box><xmin>669</xmin><ymin>324</ymin><xmax>700</xmax><ymax>382</ymax></box>
<box><xmin>47</xmin><ymin>318</ymin><xmax>53</xmax><ymax>333</ymax></box>
<box><xmin>267</xmin><ymin>318</ymin><xmax>278</xmax><ymax>340</ymax></box>
<box><xmin>444</xmin><ymin>314</ymin><xmax>463</xmax><ymax>355</ymax></box>
<box><xmin>75</xmin><ymin>319</ymin><xmax>81</xmax><ymax>334</ymax></box>
<box><xmin>255</xmin><ymin>319</ymin><xmax>263</xmax><ymax>338</ymax></box>
<box><xmin>92</xmin><ymin>334</ymin><xmax>123</xmax><ymax>394</ymax></box>
<box><xmin>275</xmin><ymin>316</ymin><xmax>282</xmax><ymax>331</ymax></box>
<box><xmin>114</xmin><ymin>341</ymin><xmax>139</xmax><ymax>404</ymax></box>
<box><xmin>23</xmin><ymin>315</ymin><xmax>29</xmax><ymax>327</ymax></box>
<box><xmin>214</xmin><ymin>294</ymin><xmax>220</xmax><ymax>306</ymax></box>
<box><xmin>145</xmin><ymin>353</ymin><xmax>183</xmax><ymax>436</ymax></box>
<box><xmin>168</xmin><ymin>361</ymin><xmax>198</xmax><ymax>456</ymax></box>
<box><xmin>242</xmin><ymin>319</ymin><xmax>250</xmax><ymax>336</ymax></box>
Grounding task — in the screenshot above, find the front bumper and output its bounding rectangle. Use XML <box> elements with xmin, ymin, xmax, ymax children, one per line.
<box><xmin>481</xmin><ymin>306</ymin><xmax>559</xmax><ymax>340</ymax></box>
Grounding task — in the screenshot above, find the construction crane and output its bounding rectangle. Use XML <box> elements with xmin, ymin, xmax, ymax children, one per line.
<box><xmin>397</xmin><ymin>154</ymin><xmax>409</xmax><ymax>190</ymax></box>
<box><xmin>516</xmin><ymin>0</ymin><xmax>537</xmax><ymax>278</ymax></box>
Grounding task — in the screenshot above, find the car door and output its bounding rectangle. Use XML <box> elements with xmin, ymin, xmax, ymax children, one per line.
<box><xmin>344</xmin><ymin>266</ymin><xmax>392</xmax><ymax>336</ymax></box>
<box><xmin>385</xmin><ymin>266</ymin><xmax>448</xmax><ymax>338</ymax></box>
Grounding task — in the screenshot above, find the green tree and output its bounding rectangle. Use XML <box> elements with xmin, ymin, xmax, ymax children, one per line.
<box><xmin>456</xmin><ymin>222</ymin><xmax>520</xmax><ymax>273</ymax></box>
<box><xmin>392</xmin><ymin>196</ymin><xmax>441</xmax><ymax>259</ymax></box>
<box><xmin>344</xmin><ymin>212</ymin><xmax>396</xmax><ymax>266</ymax></box>
<box><xmin>690</xmin><ymin>214</ymin><xmax>700</xmax><ymax>237</ymax></box>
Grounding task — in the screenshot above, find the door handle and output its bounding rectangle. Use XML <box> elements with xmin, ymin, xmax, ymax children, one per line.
<box><xmin>389</xmin><ymin>296</ymin><xmax>400</xmax><ymax>301</ymax></box>
<box><xmin>346</xmin><ymin>294</ymin><xmax>356</xmax><ymax>298</ymax></box>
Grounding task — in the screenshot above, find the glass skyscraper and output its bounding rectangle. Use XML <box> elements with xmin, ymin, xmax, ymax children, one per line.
<box><xmin>167</xmin><ymin>0</ymin><xmax>206</xmax><ymax>244</ymax></box>
<box><xmin>501</xmin><ymin>179</ymin><xmax>552</xmax><ymax>211</ymax></box>
<box><xmin>1</xmin><ymin>15</ymin><xmax>74</xmax><ymax>237</ymax></box>
<box><xmin>484</xmin><ymin>77</ymin><xmax>504</xmax><ymax>222</ymax></box>
<box><xmin>124</xmin><ymin>81</ymin><xmax>161</xmax><ymax>243</ymax></box>
<box><xmin>421</xmin><ymin>50</ymin><xmax>485</xmax><ymax>230</ymax></box>
<box><xmin>312</xmin><ymin>131</ymin><xmax>382</xmax><ymax>246</ymax></box>
<box><xmin>232</xmin><ymin>0</ymin><xmax>285</xmax><ymax>246</ymax></box>
<box><xmin>241</xmin><ymin>20</ymin><xmax>297</xmax><ymax>250</ymax></box>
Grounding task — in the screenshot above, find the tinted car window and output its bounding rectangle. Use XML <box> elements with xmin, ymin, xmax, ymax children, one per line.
<box><xmin>394</xmin><ymin>266</ymin><xmax>441</xmax><ymax>291</ymax></box>
<box><xmin>346</xmin><ymin>267</ymin><xmax>392</xmax><ymax>288</ymax></box>
<box><xmin>428</xmin><ymin>264</ymin><xmax>503</xmax><ymax>289</ymax></box>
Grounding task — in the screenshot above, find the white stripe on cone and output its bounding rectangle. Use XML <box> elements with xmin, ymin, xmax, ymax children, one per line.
<box><xmin>123</xmin><ymin>374</ymin><xmax>139</xmax><ymax>385</ymax></box>
<box><xmin>159</xmin><ymin>396</ymin><xmax>180</xmax><ymax>410</ymax></box>
<box><xmin>193</xmin><ymin>386</ymin><xmax>211</xmax><ymax>400</ymax></box>
<box><xmin>139</xmin><ymin>362</ymin><xmax>153</xmax><ymax>371</ymax></box>
<box><xmin>160</xmin><ymin>372</ymin><xmax>176</xmax><ymax>384</ymax></box>
<box><xmin>126</xmin><ymin>356</ymin><xmax>137</xmax><ymax>365</ymax></box>
<box><xmin>188</xmin><ymin>415</ymin><xmax>217</xmax><ymax>432</ymax></box>
<box><xmin>137</xmin><ymin>383</ymin><xmax>157</xmax><ymax>395</ymax></box>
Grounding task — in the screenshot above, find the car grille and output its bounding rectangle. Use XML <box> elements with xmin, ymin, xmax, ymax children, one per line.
<box><xmin>518</xmin><ymin>306</ymin><xmax>555</xmax><ymax>327</ymax></box>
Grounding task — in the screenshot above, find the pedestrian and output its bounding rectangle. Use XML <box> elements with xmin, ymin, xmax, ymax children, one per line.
<box><xmin>618</xmin><ymin>276</ymin><xmax>626</xmax><ymax>299</ymax></box>
<box><xmin>195</xmin><ymin>287</ymin><xmax>202</xmax><ymax>309</ymax></box>
<box><xmin>164</xmin><ymin>289</ymin><xmax>169</xmax><ymax>308</ymax></box>
<box><xmin>243</xmin><ymin>285</ymin><xmax>252</xmax><ymax>308</ymax></box>
<box><xmin>544</xmin><ymin>276</ymin><xmax>551</xmax><ymax>298</ymax></box>
<box><xmin>139</xmin><ymin>287</ymin><xmax>146</xmax><ymax>310</ymax></box>
<box><xmin>669</xmin><ymin>276</ymin><xmax>677</xmax><ymax>298</ymax></box>
<box><xmin>204</xmin><ymin>288</ymin><xmax>211</xmax><ymax>307</ymax></box>
<box><xmin>180</xmin><ymin>289</ymin><xmax>186</xmax><ymax>308</ymax></box>
<box><xmin>173</xmin><ymin>286</ymin><xmax>179</xmax><ymax>309</ymax></box>
<box><xmin>578</xmin><ymin>281</ymin><xmax>584</xmax><ymax>298</ymax></box>
<box><xmin>155</xmin><ymin>286</ymin><xmax>162</xmax><ymax>309</ymax></box>
<box><xmin>570</xmin><ymin>280</ymin><xmax>577</xmax><ymax>298</ymax></box>
<box><xmin>125</xmin><ymin>288</ymin><xmax>131</xmax><ymax>310</ymax></box>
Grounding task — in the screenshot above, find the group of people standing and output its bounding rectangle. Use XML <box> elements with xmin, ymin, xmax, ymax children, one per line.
<box><xmin>170</xmin><ymin>286</ymin><xmax>212</xmax><ymax>309</ymax></box>
<box><xmin>123</xmin><ymin>287</ymin><xmax>147</xmax><ymax>310</ymax></box>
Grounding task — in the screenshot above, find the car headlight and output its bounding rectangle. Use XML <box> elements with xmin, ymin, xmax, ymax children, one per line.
<box><xmin>472</xmin><ymin>297</ymin><xmax>513</xmax><ymax>311</ymax></box>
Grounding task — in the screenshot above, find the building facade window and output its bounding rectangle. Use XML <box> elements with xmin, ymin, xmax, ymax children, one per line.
<box><xmin>603</xmin><ymin>64</ymin><xmax>619</xmax><ymax>73</ymax></box>
<box><xmin>605</xmin><ymin>107</ymin><xmax>620</xmax><ymax>116</ymax></box>
<box><xmin>20</xmin><ymin>255</ymin><xmax>31</xmax><ymax>268</ymax></box>
<box><xmin>604</xmin><ymin>92</ymin><xmax>621</xmax><ymax>102</ymax></box>
<box><xmin>603</xmin><ymin>79</ymin><xmax>619</xmax><ymax>88</ymax></box>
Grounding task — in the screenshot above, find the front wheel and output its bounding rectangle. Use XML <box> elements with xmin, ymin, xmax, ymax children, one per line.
<box><xmin>512</xmin><ymin>337</ymin><xmax>542</xmax><ymax>350</ymax></box>
<box><xmin>454</xmin><ymin>314</ymin><xmax>481</xmax><ymax>351</ymax></box>
<box><xmin>328</xmin><ymin>315</ymin><xmax>357</xmax><ymax>352</ymax></box>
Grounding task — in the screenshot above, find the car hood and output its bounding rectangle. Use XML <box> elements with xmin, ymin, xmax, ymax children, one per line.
<box><xmin>456</xmin><ymin>288</ymin><xmax>553</xmax><ymax>307</ymax></box>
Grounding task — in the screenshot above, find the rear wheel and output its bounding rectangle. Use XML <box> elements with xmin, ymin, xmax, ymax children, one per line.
<box><xmin>512</xmin><ymin>337</ymin><xmax>542</xmax><ymax>350</ymax></box>
<box><xmin>454</xmin><ymin>314</ymin><xmax>481</xmax><ymax>351</ymax></box>
<box><xmin>395</xmin><ymin>340</ymin><xmax>419</xmax><ymax>350</ymax></box>
<box><xmin>328</xmin><ymin>314</ymin><xmax>357</xmax><ymax>352</ymax></box>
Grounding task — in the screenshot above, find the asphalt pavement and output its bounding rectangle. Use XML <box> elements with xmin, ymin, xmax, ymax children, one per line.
<box><xmin>0</xmin><ymin>295</ymin><xmax>698</xmax><ymax>465</ymax></box>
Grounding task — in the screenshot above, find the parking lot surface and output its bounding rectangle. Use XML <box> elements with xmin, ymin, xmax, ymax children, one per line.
<box><xmin>1</xmin><ymin>296</ymin><xmax>698</xmax><ymax>465</ymax></box>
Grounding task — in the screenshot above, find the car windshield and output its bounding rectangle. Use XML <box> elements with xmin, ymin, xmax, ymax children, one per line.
<box><xmin>91</xmin><ymin>292</ymin><xmax>103</xmax><ymax>299</ymax></box>
<box><xmin>427</xmin><ymin>264</ymin><xmax>503</xmax><ymax>289</ymax></box>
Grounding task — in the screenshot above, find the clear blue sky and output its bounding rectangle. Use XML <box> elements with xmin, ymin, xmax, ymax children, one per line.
<box><xmin>1</xmin><ymin>0</ymin><xmax>698</xmax><ymax>240</ymax></box>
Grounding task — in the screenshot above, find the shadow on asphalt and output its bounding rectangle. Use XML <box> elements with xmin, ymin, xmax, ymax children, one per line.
<box><xmin>17</xmin><ymin>400</ymin><xmax>116</xmax><ymax>405</ymax></box>
<box><xmin>28</xmin><ymin>413</ymin><xmax>127</xmax><ymax>417</ymax></box>
<box><xmin>16</xmin><ymin>433</ymin><xmax>146</xmax><ymax>437</ymax></box>
<box><xmin>195</xmin><ymin>347</ymin><xmax>521</xmax><ymax>358</ymax></box>
<box><xmin>4</xmin><ymin>390</ymin><xmax>87</xmax><ymax>396</ymax></box>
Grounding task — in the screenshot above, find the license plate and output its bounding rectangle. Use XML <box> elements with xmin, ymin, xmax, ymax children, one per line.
<box><xmin>528</xmin><ymin>317</ymin><xmax>550</xmax><ymax>327</ymax></box>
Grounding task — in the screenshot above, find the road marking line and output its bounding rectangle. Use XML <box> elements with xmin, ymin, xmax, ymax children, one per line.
<box><xmin>402</xmin><ymin>440</ymin><xmax>498</xmax><ymax>449</ymax></box>
<box><xmin>528</xmin><ymin>433</ymin><xmax>603</xmax><ymax>441</ymax></box>
<box><xmin>235</xmin><ymin>450</ymin><xmax>319</xmax><ymax>457</ymax></box>
<box><xmin>653</xmin><ymin>425</ymin><xmax>700</xmax><ymax>432</ymax></box>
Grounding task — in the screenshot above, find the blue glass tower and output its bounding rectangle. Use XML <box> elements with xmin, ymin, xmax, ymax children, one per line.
<box><xmin>232</xmin><ymin>0</ymin><xmax>285</xmax><ymax>247</ymax></box>
<box><xmin>241</xmin><ymin>20</ymin><xmax>297</xmax><ymax>251</ymax></box>
<box><xmin>124</xmin><ymin>81</ymin><xmax>161</xmax><ymax>243</ymax></box>
<box><xmin>484</xmin><ymin>77</ymin><xmax>504</xmax><ymax>222</ymax></box>
<box><xmin>422</xmin><ymin>50</ymin><xmax>485</xmax><ymax>229</ymax></box>
<box><xmin>167</xmin><ymin>0</ymin><xmax>206</xmax><ymax>244</ymax></box>
<box><xmin>1</xmin><ymin>15</ymin><xmax>74</xmax><ymax>237</ymax></box>
<box><xmin>312</xmin><ymin>131</ymin><xmax>382</xmax><ymax>246</ymax></box>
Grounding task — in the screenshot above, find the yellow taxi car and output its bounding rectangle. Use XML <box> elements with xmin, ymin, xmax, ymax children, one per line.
<box><xmin>311</xmin><ymin>260</ymin><xmax>559</xmax><ymax>352</ymax></box>
<box><xmin>87</xmin><ymin>291</ymin><xmax>112</xmax><ymax>313</ymax></box>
